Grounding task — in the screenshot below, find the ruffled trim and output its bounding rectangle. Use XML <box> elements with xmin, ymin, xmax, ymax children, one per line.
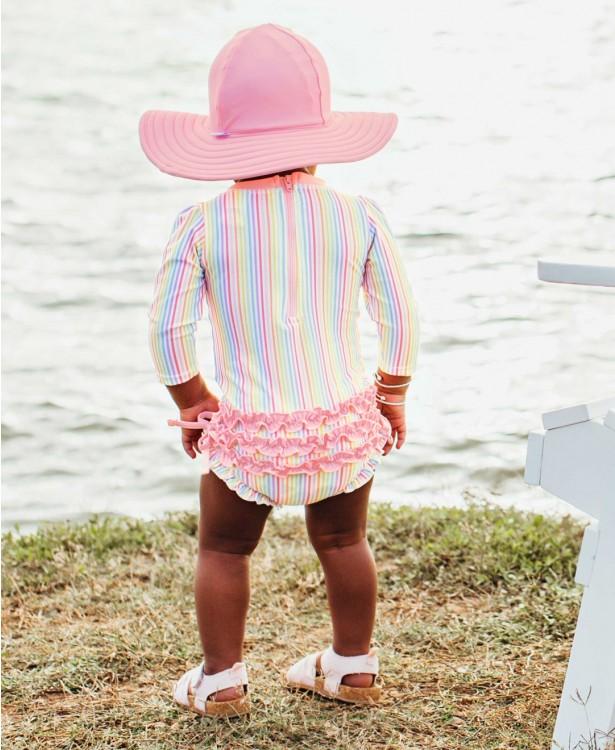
<box><xmin>181</xmin><ymin>384</ymin><xmax>392</xmax><ymax>478</ymax></box>
<box><xmin>205</xmin><ymin>416</ymin><xmax>386</xmax><ymax>457</ymax></box>
<box><xmin>208</xmin><ymin>385</ymin><xmax>382</xmax><ymax>432</ymax></box>
<box><xmin>336</xmin><ymin>454</ymin><xmax>381</xmax><ymax>497</ymax></box>
<box><xmin>208</xmin><ymin>452</ymin><xmax>382</xmax><ymax>508</ymax></box>
<box><xmin>208</xmin><ymin>462</ymin><xmax>281</xmax><ymax>507</ymax></box>
<box><xmin>207</xmin><ymin>438</ymin><xmax>386</xmax><ymax>476</ymax></box>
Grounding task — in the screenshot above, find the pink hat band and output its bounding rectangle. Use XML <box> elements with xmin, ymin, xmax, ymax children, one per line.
<box><xmin>139</xmin><ymin>23</ymin><xmax>398</xmax><ymax>181</ymax></box>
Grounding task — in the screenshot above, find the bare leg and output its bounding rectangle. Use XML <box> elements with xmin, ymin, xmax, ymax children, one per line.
<box><xmin>305</xmin><ymin>475</ymin><xmax>377</xmax><ymax>688</ymax></box>
<box><xmin>195</xmin><ymin>470</ymin><xmax>272</xmax><ymax>699</ymax></box>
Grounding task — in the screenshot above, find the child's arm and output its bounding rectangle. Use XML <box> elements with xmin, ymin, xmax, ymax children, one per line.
<box><xmin>148</xmin><ymin>204</ymin><xmax>208</xmax><ymax>389</ymax></box>
<box><xmin>165</xmin><ymin>372</ymin><xmax>211</xmax><ymax>409</ymax></box>
<box><xmin>360</xmin><ymin>196</ymin><xmax>420</xmax><ymax>379</ymax></box>
<box><xmin>148</xmin><ymin>204</ymin><xmax>218</xmax><ymax>457</ymax></box>
<box><xmin>360</xmin><ymin>196</ymin><xmax>419</xmax><ymax>453</ymax></box>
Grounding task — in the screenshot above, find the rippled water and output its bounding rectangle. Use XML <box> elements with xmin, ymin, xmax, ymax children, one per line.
<box><xmin>2</xmin><ymin>0</ymin><xmax>614</xmax><ymax>531</ymax></box>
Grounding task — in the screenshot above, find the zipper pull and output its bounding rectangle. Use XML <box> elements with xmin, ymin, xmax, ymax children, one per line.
<box><xmin>283</xmin><ymin>174</ymin><xmax>293</xmax><ymax>191</ymax></box>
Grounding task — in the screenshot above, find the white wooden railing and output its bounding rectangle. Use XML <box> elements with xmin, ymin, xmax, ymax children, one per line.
<box><xmin>525</xmin><ymin>261</ymin><xmax>615</xmax><ymax>750</ymax></box>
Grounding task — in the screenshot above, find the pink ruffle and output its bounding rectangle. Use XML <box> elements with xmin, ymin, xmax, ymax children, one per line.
<box><xmin>169</xmin><ymin>384</ymin><xmax>392</xmax><ymax>477</ymax></box>
<box><xmin>209</xmin><ymin>385</ymin><xmax>384</xmax><ymax>432</ymax></box>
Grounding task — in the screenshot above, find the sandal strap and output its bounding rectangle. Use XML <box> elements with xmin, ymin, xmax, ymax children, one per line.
<box><xmin>321</xmin><ymin>646</ymin><xmax>379</xmax><ymax>695</ymax></box>
<box><xmin>174</xmin><ymin>663</ymin><xmax>205</xmax><ymax>706</ymax></box>
<box><xmin>196</xmin><ymin>662</ymin><xmax>248</xmax><ymax>701</ymax></box>
<box><xmin>176</xmin><ymin>661</ymin><xmax>248</xmax><ymax>713</ymax></box>
<box><xmin>286</xmin><ymin>651</ymin><xmax>319</xmax><ymax>688</ymax></box>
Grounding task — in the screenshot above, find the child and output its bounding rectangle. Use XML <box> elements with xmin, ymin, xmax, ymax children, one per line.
<box><xmin>139</xmin><ymin>23</ymin><xmax>419</xmax><ymax>717</ymax></box>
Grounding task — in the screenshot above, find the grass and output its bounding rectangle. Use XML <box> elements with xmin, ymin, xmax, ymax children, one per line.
<box><xmin>1</xmin><ymin>501</ymin><xmax>590</xmax><ymax>749</ymax></box>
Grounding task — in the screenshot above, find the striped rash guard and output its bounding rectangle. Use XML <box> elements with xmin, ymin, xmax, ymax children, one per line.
<box><xmin>147</xmin><ymin>170</ymin><xmax>419</xmax><ymax>414</ymax></box>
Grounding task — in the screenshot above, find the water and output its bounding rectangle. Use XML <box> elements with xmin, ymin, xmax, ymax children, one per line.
<box><xmin>2</xmin><ymin>0</ymin><xmax>614</xmax><ymax>532</ymax></box>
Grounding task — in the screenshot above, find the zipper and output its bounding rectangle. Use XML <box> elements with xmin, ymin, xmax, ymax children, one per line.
<box><xmin>282</xmin><ymin>174</ymin><xmax>298</xmax><ymax>320</ymax></box>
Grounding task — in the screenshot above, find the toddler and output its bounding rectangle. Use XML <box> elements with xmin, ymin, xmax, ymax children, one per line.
<box><xmin>139</xmin><ymin>23</ymin><xmax>419</xmax><ymax>717</ymax></box>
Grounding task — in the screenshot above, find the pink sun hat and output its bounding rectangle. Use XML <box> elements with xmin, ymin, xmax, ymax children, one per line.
<box><xmin>138</xmin><ymin>23</ymin><xmax>398</xmax><ymax>181</ymax></box>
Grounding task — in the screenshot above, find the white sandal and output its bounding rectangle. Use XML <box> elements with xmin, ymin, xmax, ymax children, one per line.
<box><xmin>285</xmin><ymin>645</ymin><xmax>381</xmax><ymax>704</ymax></box>
<box><xmin>173</xmin><ymin>661</ymin><xmax>250</xmax><ymax>717</ymax></box>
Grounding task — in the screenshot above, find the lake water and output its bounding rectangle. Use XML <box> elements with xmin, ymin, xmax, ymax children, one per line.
<box><xmin>2</xmin><ymin>0</ymin><xmax>614</xmax><ymax>532</ymax></box>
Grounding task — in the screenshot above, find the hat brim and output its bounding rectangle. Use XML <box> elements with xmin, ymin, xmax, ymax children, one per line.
<box><xmin>138</xmin><ymin>109</ymin><xmax>398</xmax><ymax>181</ymax></box>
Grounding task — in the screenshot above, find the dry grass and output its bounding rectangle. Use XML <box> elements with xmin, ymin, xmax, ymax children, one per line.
<box><xmin>1</xmin><ymin>501</ymin><xmax>590</xmax><ymax>749</ymax></box>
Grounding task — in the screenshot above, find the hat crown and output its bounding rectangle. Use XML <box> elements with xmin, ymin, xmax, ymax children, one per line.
<box><xmin>207</xmin><ymin>23</ymin><xmax>331</xmax><ymax>135</ymax></box>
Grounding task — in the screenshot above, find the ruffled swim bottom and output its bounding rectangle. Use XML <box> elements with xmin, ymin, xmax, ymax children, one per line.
<box><xmin>167</xmin><ymin>383</ymin><xmax>392</xmax><ymax>507</ymax></box>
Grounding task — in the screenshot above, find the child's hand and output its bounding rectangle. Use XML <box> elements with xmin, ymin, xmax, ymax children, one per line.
<box><xmin>377</xmin><ymin>401</ymin><xmax>406</xmax><ymax>456</ymax></box>
<box><xmin>177</xmin><ymin>393</ymin><xmax>220</xmax><ymax>459</ymax></box>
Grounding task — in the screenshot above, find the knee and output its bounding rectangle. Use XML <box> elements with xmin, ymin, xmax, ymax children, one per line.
<box><xmin>308</xmin><ymin>527</ymin><xmax>365</xmax><ymax>555</ymax></box>
<box><xmin>199</xmin><ymin>532</ymin><xmax>260</xmax><ymax>557</ymax></box>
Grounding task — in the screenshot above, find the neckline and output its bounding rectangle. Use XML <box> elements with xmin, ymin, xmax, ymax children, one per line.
<box><xmin>230</xmin><ymin>171</ymin><xmax>327</xmax><ymax>191</ymax></box>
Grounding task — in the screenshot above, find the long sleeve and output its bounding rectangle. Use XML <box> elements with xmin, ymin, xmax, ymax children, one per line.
<box><xmin>359</xmin><ymin>196</ymin><xmax>419</xmax><ymax>376</ymax></box>
<box><xmin>147</xmin><ymin>204</ymin><xmax>207</xmax><ymax>385</ymax></box>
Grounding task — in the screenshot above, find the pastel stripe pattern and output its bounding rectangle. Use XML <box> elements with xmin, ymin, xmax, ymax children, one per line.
<box><xmin>148</xmin><ymin>183</ymin><xmax>419</xmax><ymax>400</ymax></box>
<box><xmin>147</xmin><ymin>174</ymin><xmax>419</xmax><ymax>506</ymax></box>
<box><xmin>148</xmin><ymin>204</ymin><xmax>207</xmax><ymax>385</ymax></box>
<box><xmin>361</xmin><ymin>196</ymin><xmax>420</xmax><ymax>377</ymax></box>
